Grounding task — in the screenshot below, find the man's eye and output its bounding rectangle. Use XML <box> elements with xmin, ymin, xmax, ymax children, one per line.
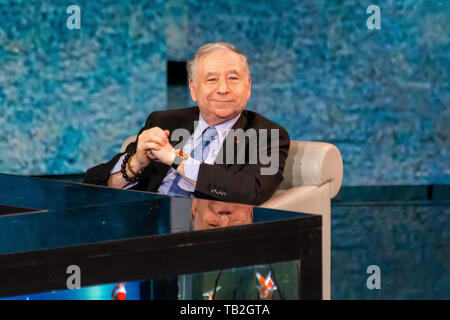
<box><xmin>207</xmin><ymin>78</ymin><xmax>217</xmax><ymax>82</ymax></box>
<box><xmin>229</xmin><ymin>77</ymin><xmax>238</xmax><ymax>81</ymax></box>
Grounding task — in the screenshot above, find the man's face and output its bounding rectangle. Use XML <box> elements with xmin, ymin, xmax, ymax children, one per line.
<box><xmin>189</xmin><ymin>49</ymin><xmax>252</xmax><ymax>126</ymax></box>
<box><xmin>191</xmin><ymin>199</ymin><xmax>253</xmax><ymax>230</ymax></box>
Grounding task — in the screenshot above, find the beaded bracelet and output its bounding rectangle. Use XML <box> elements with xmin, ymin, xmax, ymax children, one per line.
<box><xmin>120</xmin><ymin>153</ymin><xmax>144</xmax><ymax>182</ymax></box>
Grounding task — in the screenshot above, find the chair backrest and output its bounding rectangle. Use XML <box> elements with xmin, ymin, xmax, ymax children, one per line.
<box><xmin>279</xmin><ymin>141</ymin><xmax>343</xmax><ymax>198</ymax></box>
<box><xmin>120</xmin><ymin>135</ymin><xmax>137</xmax><ymax>153</ymax></box>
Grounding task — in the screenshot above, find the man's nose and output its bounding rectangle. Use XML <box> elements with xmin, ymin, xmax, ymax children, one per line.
<box><xmin>212</xmin><ymin>202</ymin><xmax>234</xmax><ymax>214</ymax></box>
<box><xmin>218</xmin><ymin>210</ymin><xmax>231</xmax><ymax>215</ymax></box>
<box><xmin>217</xmin><ymin>79</ymin><xmax>229</xmax><ymax>94</ymax></box>
<box><xmin>219</xmin><ymin>213</ymin><xmax>230</xmax><ymax>227</ymax></box>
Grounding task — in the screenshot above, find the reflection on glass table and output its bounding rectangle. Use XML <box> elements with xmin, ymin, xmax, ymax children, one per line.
<box><xmin>190</xmin><ymin>198</ymin><xmax>253</xmax><ymax>230</ymax></box>
<box><xmin>0</xmin><ymin>174</ymin><xmax>322</xmax><ymax>300</ymax></box>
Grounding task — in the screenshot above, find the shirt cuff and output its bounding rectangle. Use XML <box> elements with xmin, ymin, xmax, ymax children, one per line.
<box><xmin>110</xmin><ymin>154</ymin><xmax>138</xmax><ymax>189</ymax></box>
<box><xmin>183</xmin><ymin>157</ymin><xmax>201</xmax><ymax>182</ymax></box>
<box><xmin>111</xmin><ymin>154</ymin><xmax>126</xmax><ymax>175</ymax></box>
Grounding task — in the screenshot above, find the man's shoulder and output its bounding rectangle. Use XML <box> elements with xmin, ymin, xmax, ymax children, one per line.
<box><xmin>242</xmin><ymin>109</ymin><xmax>288</xmax><ymax>133</ymax></box>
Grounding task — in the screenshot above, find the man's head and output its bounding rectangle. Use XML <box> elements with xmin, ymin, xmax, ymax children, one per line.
<box><xmin>190</xmin><ymin>198</ymin><xmax>253</xmax><ymax>230</ymax></box>
<box><xmin>187</xmin><ymin>42</ymin><xmax>252</xmax><ymax>126</ymax></box>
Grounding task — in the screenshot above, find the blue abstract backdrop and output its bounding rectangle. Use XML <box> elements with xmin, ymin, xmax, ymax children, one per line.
<box><xmin>1</xmin><ymin>0</ymin><xmax>448</xmax><ymax>185</ymax></box>
<box><xmin>0</xmin><ymin>0</ymin><xmax>166</xmax><ymax>175</ymax></box>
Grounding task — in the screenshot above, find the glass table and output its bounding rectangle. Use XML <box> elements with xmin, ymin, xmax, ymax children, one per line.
<box><xmin>0</xmin><ymin>174</ymin><xmax>322</xmax><ymax>300</ymax></box>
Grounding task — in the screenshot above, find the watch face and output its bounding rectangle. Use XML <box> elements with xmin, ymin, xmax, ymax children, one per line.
<box><xmin>175</xmin><ymin>155</ymin><xmax>183</xmax><ymax>165</ymax></box>
<box><xmin>172</xmin><ymin>154</ymin><xmax>183</xmax><ymax>169</ymax></box>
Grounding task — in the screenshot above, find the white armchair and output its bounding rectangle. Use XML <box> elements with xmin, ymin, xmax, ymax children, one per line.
<box><xmin>261</xmin><ymin>141</ymin><xmax>344</xmax><ymax>300</ymax></box>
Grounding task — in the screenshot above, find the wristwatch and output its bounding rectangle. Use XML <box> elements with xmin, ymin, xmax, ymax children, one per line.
<box><xmin>171</xmin><ymin>149</ymin><xmax>189</xmax><ymax>170</ymax></box>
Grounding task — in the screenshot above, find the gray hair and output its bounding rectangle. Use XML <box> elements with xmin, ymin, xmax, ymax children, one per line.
<box><xmin>187</xmin><ymin>42</ymin><xmax>251</xmax><ymax>84</ymax></box>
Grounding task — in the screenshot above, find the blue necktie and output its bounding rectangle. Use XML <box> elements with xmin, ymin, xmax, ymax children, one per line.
<box><xmin>167</xmin><ymin>126</ymin><xmax>218</xmax><ymax>197</ymax></box>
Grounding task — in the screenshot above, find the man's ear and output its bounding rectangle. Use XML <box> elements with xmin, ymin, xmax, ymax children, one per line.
<box><xmin>246</xmin><ymin>76</ymin><xmax>252</xmax><ymax>100</ymax></box>
<box><xmin>189</xmin><ymin>79</ymin><xmax>197</xmax><ymax>102</ymax></box>
<box><xmin>191</xmin><ymin>198</ymin><xmax>198</xmax><ymax>219</ymax></box>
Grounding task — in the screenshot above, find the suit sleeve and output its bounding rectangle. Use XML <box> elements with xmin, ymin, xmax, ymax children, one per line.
<box><xmin>194</xmin><ymin>126</ymin><xmax>290</xmax><ymax>206</ymax></box>
<box><xmin>82</xmin><ymin>112</ymin><xmax>156</xmax><ymax>186</ymax></box>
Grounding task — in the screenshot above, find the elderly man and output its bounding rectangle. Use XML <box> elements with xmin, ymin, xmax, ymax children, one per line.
<box><xmin>83</xmin><ymin>42</ymin><xmax>290</xmax><ymax>205</ymax></box>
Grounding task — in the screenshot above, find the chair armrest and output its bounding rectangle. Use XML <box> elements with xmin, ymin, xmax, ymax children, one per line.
<box><xmin>279</xmin><ymin>141</ymin><xmax>343</xmax><ymax>198</ymax></box>
<box><xmin>261</xmin><ymin>186</ymin><xmax>323</xmax><ymax>213</ymax></box>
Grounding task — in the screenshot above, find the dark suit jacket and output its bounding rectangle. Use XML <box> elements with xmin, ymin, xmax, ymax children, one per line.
<box><xmin>83</xmin><ymin>107</ymin><xmax>290</xmax><ymax>205</ymax></box>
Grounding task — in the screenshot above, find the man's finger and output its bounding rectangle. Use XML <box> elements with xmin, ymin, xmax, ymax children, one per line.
<box><xmin>151</xmin><ymin>129</ymin><xmax>169</xmax><ymax>144</ymax></box>
<box><xmin>140</xmin><ymin>127</ymin><xmax>168</xmax><ymax>144</ymax></box>
<box><xmin>145</xmin><ymin>135</ymin><xmax>166</xmax><ymax>146</ymax></box>
<box><xmin>161</xmin><ymin>129</ymin><xmax>170</xmax><ymax>143</ymax></box>
<box><xmin>144</xmin><ymin>142</ymin><xmax>162</xmax><ymax>150</ymax></box>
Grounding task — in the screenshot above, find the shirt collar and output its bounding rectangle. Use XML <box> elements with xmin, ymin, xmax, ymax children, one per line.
<box><xmin>195</xmin><ymin>113</ymin><xmax>241</xmax><ymax>143</ymax></box>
